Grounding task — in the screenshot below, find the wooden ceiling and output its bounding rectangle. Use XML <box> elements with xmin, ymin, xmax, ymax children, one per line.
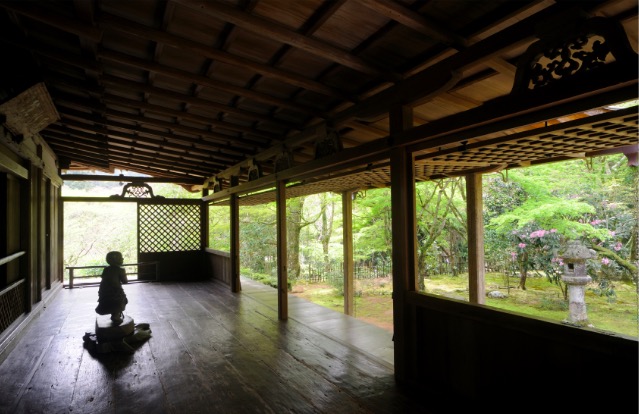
<box><xmin>0</xmin><ymin>0</ymin><xmax>637</xmax><ymax>198</ymax></box>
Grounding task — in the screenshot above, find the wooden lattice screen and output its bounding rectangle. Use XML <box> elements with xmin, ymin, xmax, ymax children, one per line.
<box><xmin>0</xmin><ymin>280</ymin><xmax>25</xmax><ymax>333</ymax></box>
<box><xmin>138</xmin><ymin>203</ymin><xmax>201</xmax><ymax>253</ymax></box>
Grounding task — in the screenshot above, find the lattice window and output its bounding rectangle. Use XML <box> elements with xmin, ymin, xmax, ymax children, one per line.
<box><xmin>0</xmin><ymin>281</ymin><xmax>25</xmax><ymax>333</ymax></box>
<box><xmin>139</xmin><ymin>203</ymin><xmax>201</xmax><ymax>253</ymax></box>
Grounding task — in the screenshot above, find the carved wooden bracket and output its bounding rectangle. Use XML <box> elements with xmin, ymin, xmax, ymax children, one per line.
<box><xmin>314</xmin><ymin>128</ymin><xmax>343</xmax><ymax>160</ymax></box>
<box><xmin>512</xmin><ymin>12</ymin><xmax>638</xmax><ymax>94</ymax></box>
<box><xmin>247</xmin><ymin>159</ymin><xmax>262</xmax><ymax>181</ymax></box>
<box><xmin>274</xmin><ymin>151</ymin><xmax>293</xmax><ymax>172</ymax></box>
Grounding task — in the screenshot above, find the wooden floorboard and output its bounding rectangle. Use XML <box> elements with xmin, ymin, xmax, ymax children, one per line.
<box><xmin>0</xmin><ymin>279</ymin><xmax>433</xmax><ymax>414</ymax></box>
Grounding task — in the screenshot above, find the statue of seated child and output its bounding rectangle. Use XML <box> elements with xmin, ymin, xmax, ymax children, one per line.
<box><xmin>95</xmin><ymin>251</ymin><xmax>129</xmax><ymax>325</ymax></box>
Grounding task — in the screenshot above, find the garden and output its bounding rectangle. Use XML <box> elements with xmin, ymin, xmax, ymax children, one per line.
<box><xmin>63</xmin><ymin>154</ymin><xmax>638</xmax><ymax>339</ymax></box>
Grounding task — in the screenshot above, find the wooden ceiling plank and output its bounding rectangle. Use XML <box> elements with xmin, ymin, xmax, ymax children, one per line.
<box><xmin>52</xmin><ymin>95</ymin><xmax>269</xmax><ymax>149</ymax></box>
<box><xmin>100</xmin><ymin>12</ymin><xmax>349</xmax><ymax>101</ymax></box>
<box><xmin>360</xmin><ymin>0</ymin><xmax>517</xmax><ymax>77</ymax></box>
<box><xmin>0</xmin><ymin>1</ymin><xmax>102</xmax><ymax>41</ymax></box>
<box><xmin>100</xmin><ymin>74</ymin><xmax>301</xmax><ymax>130</ymax></box>
<box><xmin>54</xmin><ymin>118</ymin><xmax>245</xmax><ymax>163</ymax></box>
<box><xmin>2</xmin><ymin>37</ymin><xmax>101</xmax><ymax>73</ymax></box>
<box><xmin>47</xmin><ymin>126</ymin><xmax>232</xmax><ymax>169</ymax></box>
<box><xmin>172</xmin><ymin>0</ymin><xmax>396</xmax><ymax>80</ymax></box>
<box><xmin>98</xmin><ymin>49</ymin><xmax>325</xmax><ymax>118</ymax></box>
<box><xmin>102</xmin><ymin>93</ymin><xmax>278</xmax><ymax>141</ymax></box>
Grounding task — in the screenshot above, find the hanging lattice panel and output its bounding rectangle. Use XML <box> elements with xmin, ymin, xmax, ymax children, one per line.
<box><xmin>138</xmin><ymin>203</ymin><xmax>201</xmax><ymax>253</ymax></box>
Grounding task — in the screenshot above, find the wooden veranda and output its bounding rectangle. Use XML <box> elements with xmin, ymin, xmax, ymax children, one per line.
<box><xmin>1</xmin><ymin>1</ymin><xmax>637</xmax><ymax>413</ymax></box>
<box><xmin>0</xmin><ymin>279</ymin><xmax>416</xmax><ymax>414</ymax></box>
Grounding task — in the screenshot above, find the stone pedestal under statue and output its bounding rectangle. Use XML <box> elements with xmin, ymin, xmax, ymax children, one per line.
<box><xmin>95</xmin><ymin>314</ymin><xmax>135</xmax><ymax>342</ymax></box>
<box><xmin>92</xmin><ymin>315</ymin><xmax>136</xmax><ymax>353</ymax></box>
<box><xmin>83</xmin><ymin>315</ymin><xmax>152</xmax><ymax>354</ymax></box>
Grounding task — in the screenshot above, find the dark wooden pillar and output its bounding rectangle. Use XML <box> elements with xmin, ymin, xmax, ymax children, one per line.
<box><xmin>44</xmin><ymin>179</ymin><xmax>51</xmax><ymax>290</ymax></box>
<box><xmin>200</xmin><ymin>187</ymin><xmax>209</xmax><ymax>251</ymax></box>
<box><xmin>342</xmin><ymin>191</ymin><xmax>354</xmax><ymax>316</ymax></box>
<box><xmin>20</xmin><ymin>162</ymin><xmax>36</xmax><ymax>311</ymax></box>
<box><xmin>230</xmin><ymin>176</ymin><xmax>241</xmax><ymax>293</ymax></box>
<box><xmin>389</xmin><ymin>106</ymin><xmax>417</xmax><ymax>383</ymax></box>
<box><xmin>276</xmin><ymin>179</ymin><xmax>288</xmax><ymax>320</ymax></box>
<box><xmin>58</xmin><ymin>186</ymin><xmax>64</xmax><ymax>285</ymax></box>
<box><xmin>466</xmin><ymin>172</ymin><xmax>485</xmax><ymax>304</ymax></box>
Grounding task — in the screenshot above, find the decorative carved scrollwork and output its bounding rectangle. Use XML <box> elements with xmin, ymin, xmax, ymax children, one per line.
<box><xmin>314</xmin><ymin>128</ymin><xmax>343</xmax><ymax>159</ymax></box>
<box><xmin>110</xmin><ymin>182</ymin><xmax>164</xmax><ymax>199</ymax></box>
<box><xmin>512</xmin><ymin>13</ymin><xmax>638</xmax><ymax>94</ymax></box>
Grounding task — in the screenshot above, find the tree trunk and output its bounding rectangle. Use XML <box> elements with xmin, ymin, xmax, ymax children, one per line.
<box><xmin>518</xmin><ymin>252</ymin><xmax>528</xmax><ymax>290</ymax></box>
<box><xmin>319</xmin><ymin>194</ymin><xmax>334</xmax><ymax>272</ymax></box>
<box><xmin>287</xmin><ymin>197</ymin><xmax>305</xmax><ymax>281</ymax></box>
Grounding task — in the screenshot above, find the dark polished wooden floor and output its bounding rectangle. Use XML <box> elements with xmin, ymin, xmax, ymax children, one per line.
<box><xmin>0</xmin><ymin>278</ymin><xmax>432</xmax><ymax>414</ymax></box>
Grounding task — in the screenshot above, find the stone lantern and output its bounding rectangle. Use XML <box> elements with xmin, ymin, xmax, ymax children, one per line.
<box><xmin>560</xmin><ymin>240</ymin><xmax>596</xmax><ymax>327</ymax></box>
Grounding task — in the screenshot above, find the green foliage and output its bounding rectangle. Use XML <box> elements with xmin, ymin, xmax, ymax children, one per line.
<box><xmin>488</xmin><ymin>195</ymin><xmax>597</xmax><ymax>238</ymax></box>
<box><xmin>209</xmin><ymin>205</ymin><xmax>230</xmax><ymax>251</ymax></box>
<box><xmin>239</xmin><ymin>204</ymin><xmax>277</xmax><ymax>274</ymax></box>
<box><xmin>483</xmin><ymin>175</ymin><xmax>527</xmax><ymax>221</ymax></box>
<box><xmin>152</xmin><ymin>183</ymin><xmax>201</xmax><ymax>198</ymax></box>
<box><xmin>241</xmin><ymin>267</ymin><xmax>290</xmax><ymax>290</ymax></box>
<box><xmin>352</xmin><ymin>189</ymin><xmax>392</xmax><ymax>261</ymax></box>
<box><xmin>414</xmin><ymin>178</ymin><xmax>468</xmax><ymax>280</ymax></box>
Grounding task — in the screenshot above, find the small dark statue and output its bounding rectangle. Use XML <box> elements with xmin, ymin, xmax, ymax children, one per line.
<box><xmin>95</xmin><ymin>251</ymin><xmax>128</xmax><ymax>324</ymax></box>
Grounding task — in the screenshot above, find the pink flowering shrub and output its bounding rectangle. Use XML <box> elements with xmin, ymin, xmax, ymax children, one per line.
<box><xmin>508</xmin><ymin>224</ymin><xmax>564</xmax><ymax>293</ymax></box>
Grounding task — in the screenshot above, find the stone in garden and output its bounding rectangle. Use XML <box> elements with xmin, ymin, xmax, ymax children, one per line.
<box><xmin>487</xmin><ymin>290</ymin><xmax>507</xmax><ymax>299</ymax></box>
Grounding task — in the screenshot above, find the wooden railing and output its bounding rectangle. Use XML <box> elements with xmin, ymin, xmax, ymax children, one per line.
<box><xmin>66</xmin><ymin>262</ymin><xmax>159</xmax><ymax>288</ymax></box>
<box><xmin>0</xmin><ymin>251</ymin><xmax>25</xmax><ymax>267</ymax></box>
<box><xmin>204</xmin><ymin>248</ymin><xmax>231</xmax><ymax>285</ymax></box>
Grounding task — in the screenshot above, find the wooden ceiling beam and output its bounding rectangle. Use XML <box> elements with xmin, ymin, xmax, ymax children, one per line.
<box><xmin>49</xmin><ymin>131</ymin><xmax>219</xmax><ymax>176</ymax></box>
<box><xmin>46</xmin><ymin>144</ymin><xmax>111</xmax><ymax>169</ymax></box>
<box><xmin>0</xmin><ymin>1</ymin><xmax>102</xmax><ymax>41</ymax></box>
<box><xmin>102</xmin><ymin>93</ymin><xmax>279</xmax><ymax>141</ymax></box>
<box><xmin>100</xmin><ymin>75</ymin><xmax>301</xmax><ymax>131</ymax></box>
<box><xmin>1</xmin><ymin>37</ymin><xmax>101</xmax><ymax>73</ymax></box>
<box><xmin>46</xmin><ymin>126</ymin><xmax>234</xmax><ymax>169</ymax></box>
<box><xmin>359</xmin><ymin>0</ymin><xmax>468</xmax><ymax>47</ymax></box>
<box><xmin>56</xmin><ymin>107</ymin><xmax>252</xmax><ymax>154</ymax></box>
<box><xmin>53</xmin><ymin>117</ymin><xmax>245</xmax><ymax>163</ymax></box>
<box><xmin>98</xmin><ymin>49</ymin><xmax>326</xmax><ymax>118</ymax></box>
<box><xmin>61</xmin><ymin>174</ymin><xmax>202</xmax><ymax>185</ymax></box>
<box><xmin>106</xmin><ymin>148</ymin><xmax>221</xmax><ymax>175</ymax></box>
<box><xmin>332</xmin><ymin>2</ymin><xmax>601</xmax><ymax>124</ymax></box>
<box><xmin>172</xmin><ymin>0</ymin><xmax>398</xmax><ymax>81</ymax></box>
<box><xmin>105</xmin><ymin>151</ymin><xmax>213</xmax><ymax>177</ymax></box>
<box><xmin>99</xmin><ymin>12</ymin><xmax>350</xmax><ymax>101</ymax></box>
<box><xmin>52</xmin><ymin>95</ymin><xmax>269</xmax><ymax>149</ymax></box>
<box><xmin>358</xmin><ymin>0</ymin><xmax>517</xmax><ymax>78</ymax></box>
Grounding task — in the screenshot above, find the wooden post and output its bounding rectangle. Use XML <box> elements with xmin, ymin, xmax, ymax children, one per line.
<box><xmin>20</xmin><ymin>163</ymin><xmax>34</xmax><ymax>311</ymax></box>
<box><xmin>230</xmin><ymin>176</ymin><xmax>241</xmax><ymax>293</ymax></box>
<box><xmin>466</xmin><ymin>172</ymin><xmax>485</xmax><ymax>304</ymax></box>
<box><xmin>389</xmin><ymin>105</ymin><xmax>417</xmax><ymax>383</ymax></box>
<box><xmin>200</xmin><ymin>189</ymin><xmax>209</xmax><ymax>250</ymax></box>
<box><xmin>342</xmin><ymin>191</ymin><xmax>354</xmax><ymax>316</ymax></box>
<box><xmin>276</xmin><ymin>179</ymin><xmax>288</xmax><ymax>320</ymax></box>
<box><xmin>58</xmin><ymin>187</ymin><xmax>65</xmax><ymax>285</ymax></box>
